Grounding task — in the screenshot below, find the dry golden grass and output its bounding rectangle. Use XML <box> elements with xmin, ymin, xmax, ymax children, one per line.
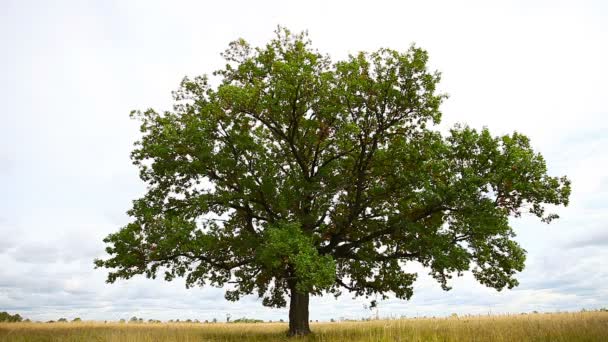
<box><xmin>1</xmin><ymin>311</ymin><xmax>607</xmax><ymax>341</ymax></box>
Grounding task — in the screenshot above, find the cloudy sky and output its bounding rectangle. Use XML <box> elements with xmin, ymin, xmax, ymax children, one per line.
<box><xmin>1</xmin><ymin>0</ymin><xmax>607</xmax><ymax>322</ymax></box>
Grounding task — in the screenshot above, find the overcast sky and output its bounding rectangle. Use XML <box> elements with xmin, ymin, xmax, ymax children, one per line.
<box><xmin>1</xmin><ymin>0</ymin><xmax>607</xmax><ymax>322</ymax></box>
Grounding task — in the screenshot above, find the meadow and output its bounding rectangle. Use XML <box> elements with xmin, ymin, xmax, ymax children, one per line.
<box><xmin>1</xmin><ymin>311</ymin><xmax>607</xmax><ymax>341</ymax></box>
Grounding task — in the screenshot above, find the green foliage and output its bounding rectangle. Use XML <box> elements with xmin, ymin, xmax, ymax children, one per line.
<box><xmin>0</xmin><ymin>312</ymin><xmax>23</xmax><ymax>322</ymax></box>
<box><xmin>95</xmin><ymin>27</ymin><xmax>570</xmax><ymax>312</ymax></box>
<box><xmin>256</xmin><ymin>222</ymin><xmax>335</xmax><ymax>296</ymax></box>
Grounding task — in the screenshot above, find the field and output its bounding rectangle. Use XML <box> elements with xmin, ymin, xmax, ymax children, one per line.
<box><xmin>1</xmin><ymin>311</ymin><xmax>607</xmax><ymax>341</ymax></box>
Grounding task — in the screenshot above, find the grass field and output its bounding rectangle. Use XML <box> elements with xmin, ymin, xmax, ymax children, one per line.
<box><xmin>1</xmin><ymin>311</ymin><xmax>607</xmax><ymax>341</ymax></box>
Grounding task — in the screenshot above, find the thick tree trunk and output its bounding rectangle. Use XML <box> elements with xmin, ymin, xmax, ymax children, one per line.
<box><xmin>288</xmin><ymin>286</ymin><xmax>311</xmax><ymax>336</ymax></box>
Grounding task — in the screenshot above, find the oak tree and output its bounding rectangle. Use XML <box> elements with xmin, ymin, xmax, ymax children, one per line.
<box><xmin>95</xmin><ymin>28</ymin><xmax>571</xmax><ymax>336</ymax></box>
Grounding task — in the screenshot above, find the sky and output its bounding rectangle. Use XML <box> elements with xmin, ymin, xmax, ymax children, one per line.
<box><xmin>1</xmin><ymin>0</ymin><xmax>607</xmax><ymax>322</ymax></box>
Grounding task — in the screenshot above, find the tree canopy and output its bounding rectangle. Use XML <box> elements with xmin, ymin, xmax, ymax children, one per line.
<box><xmin>95</xmin><ymin>28</ymin><xmax>571</xmax><ymax>335</ymax></box>
<box><xmin>0</xmin><ymin>311</ymin><xmax>23</xmax><ymax>323</ymax></box>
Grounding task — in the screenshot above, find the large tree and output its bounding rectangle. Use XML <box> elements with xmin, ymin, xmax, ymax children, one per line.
<box><xmin>95</xmin><ymin>28</ymin><xmax>571</xmax><ymax>336</ymax></box>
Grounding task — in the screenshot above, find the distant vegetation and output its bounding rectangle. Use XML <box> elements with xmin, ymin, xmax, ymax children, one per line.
<box><xmin>230</xmin><ymin>318</ymin><xmax>265</xmax><ymax>324</ymax></box>
<box><xmin>2</xmin><ymin>308</ymin><xmax>608</xmax><ymax>325</ymax></box>
<box><xmin>0</xmin><ymin>311</ymin><xmax>23</xmax><ymax>322</ymax></box>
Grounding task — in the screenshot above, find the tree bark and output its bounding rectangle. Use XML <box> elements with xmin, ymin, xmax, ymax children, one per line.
<box><xmin>288</xmin><ymin>286</ymin><xmax>311</xmax><ymax>336</ymax></box>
